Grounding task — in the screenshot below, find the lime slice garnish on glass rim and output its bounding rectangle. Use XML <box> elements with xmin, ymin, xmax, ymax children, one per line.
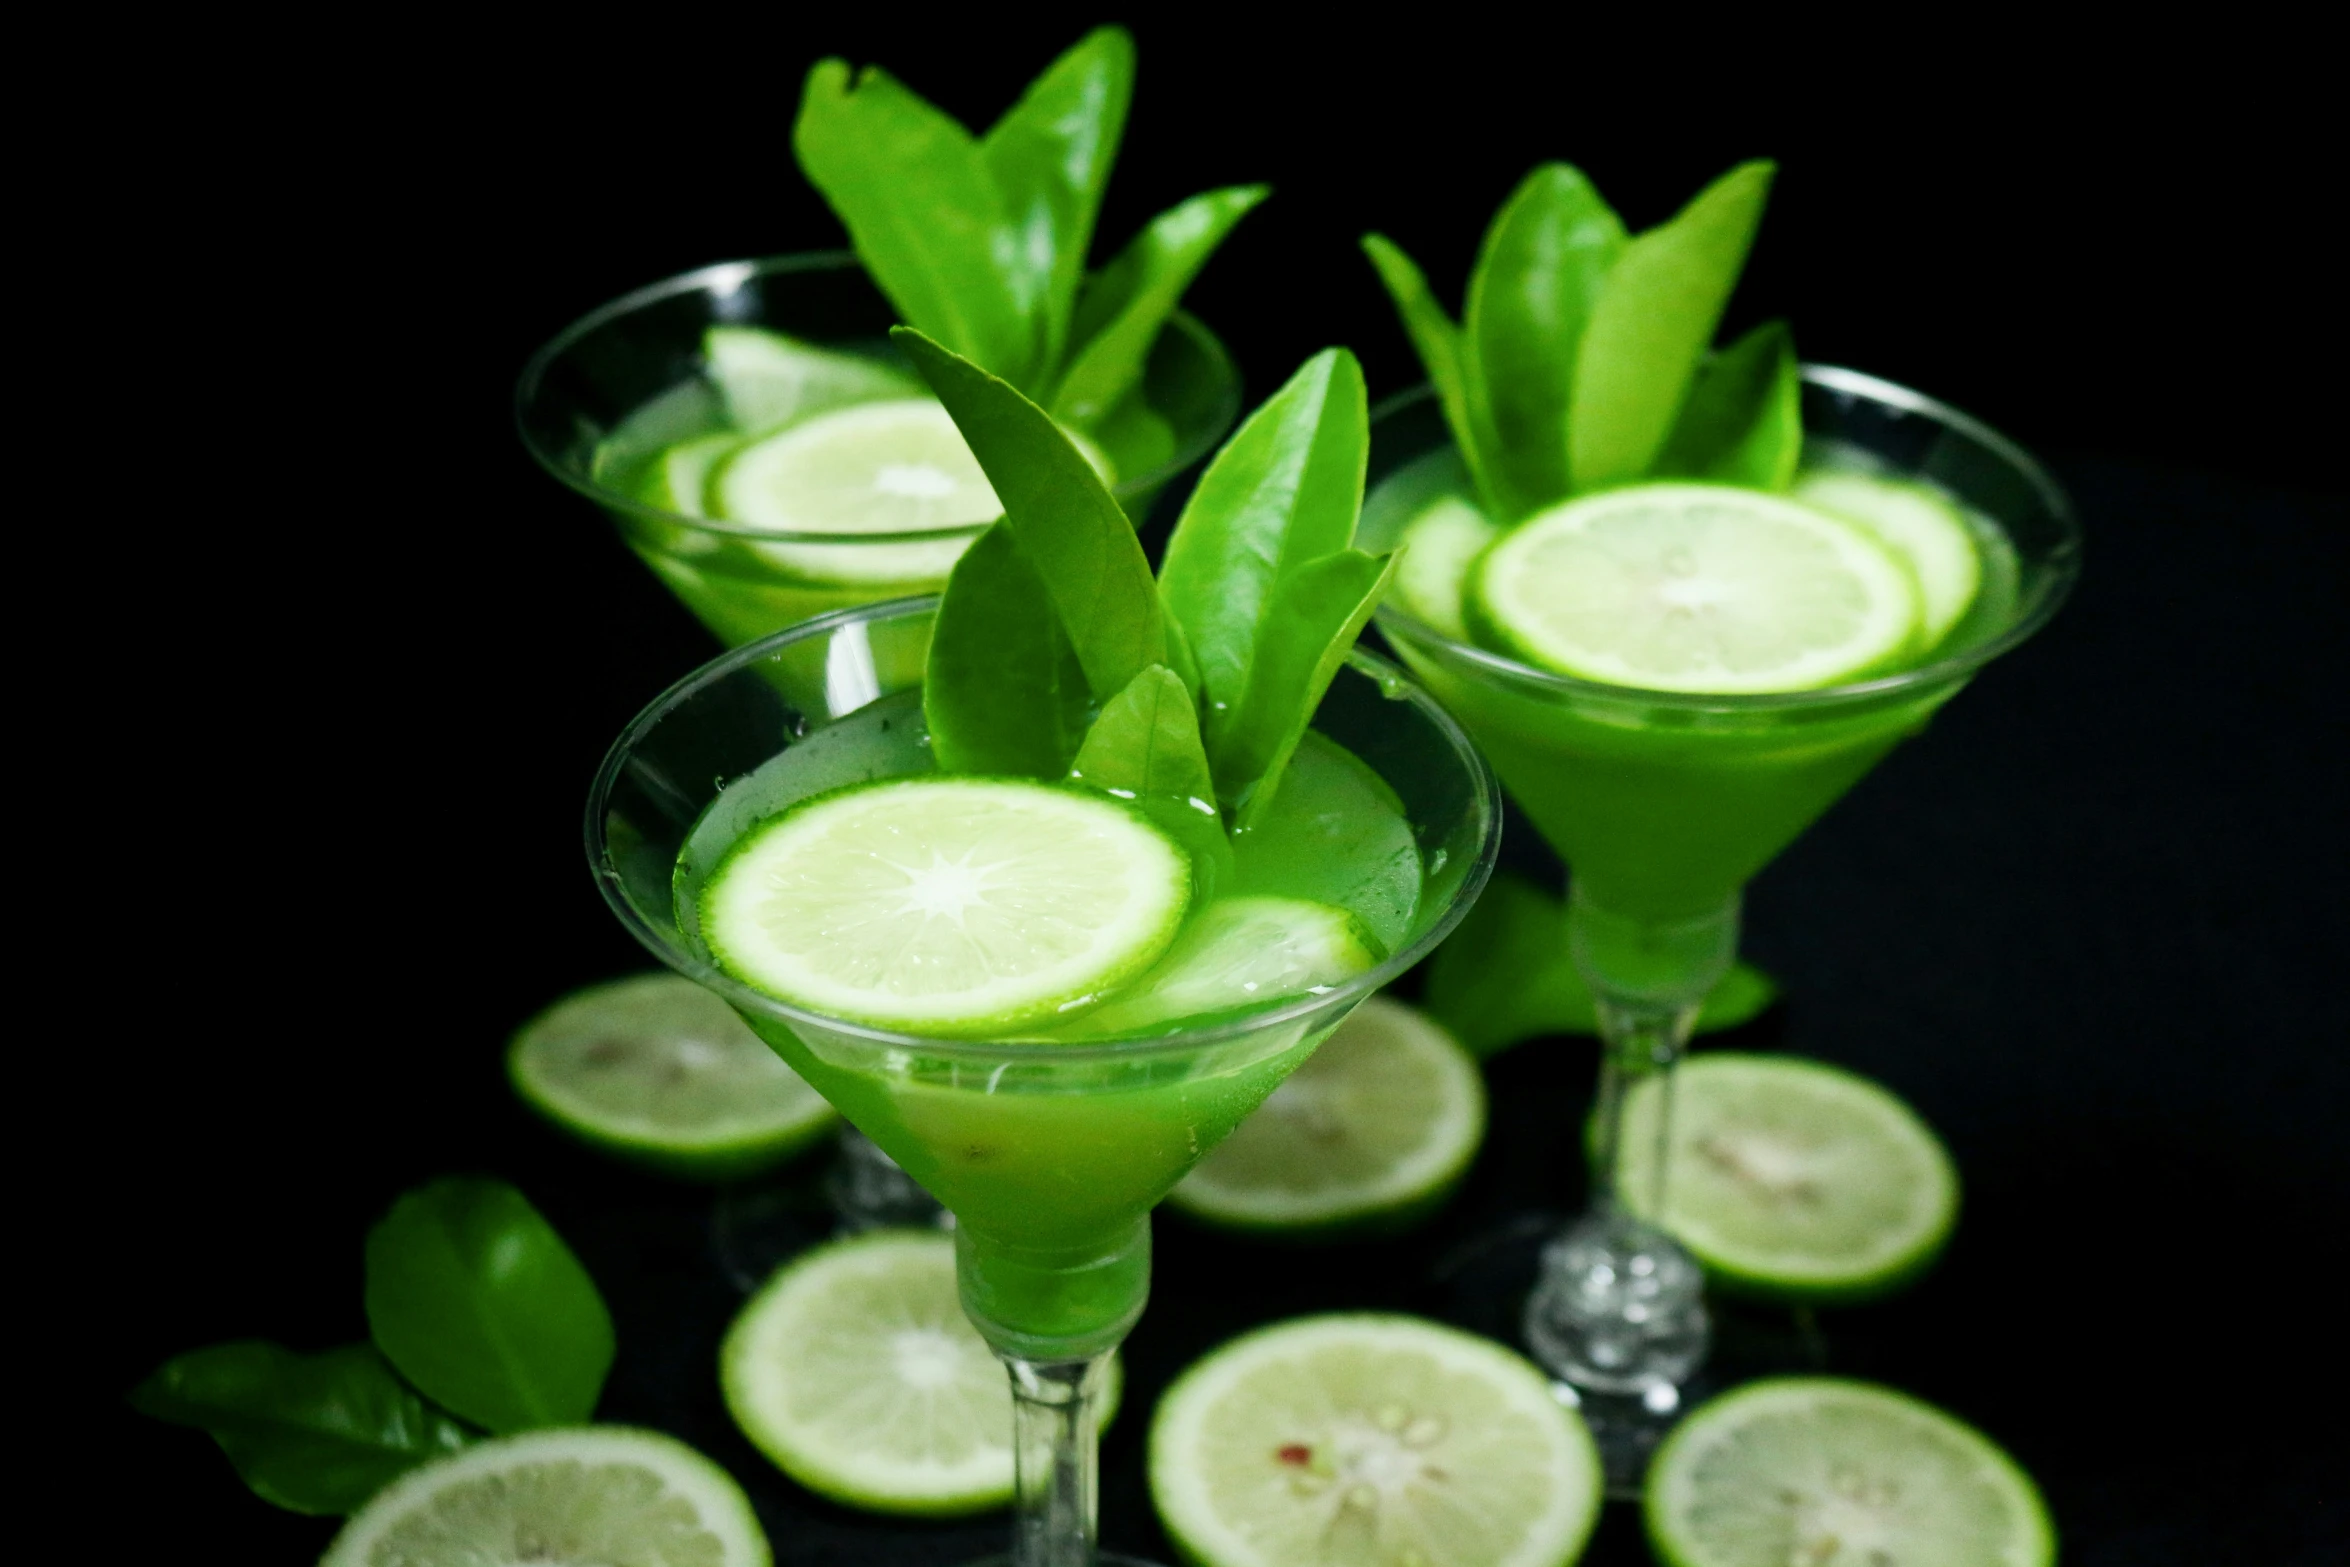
<box><xmin>506</xmin><ymin>973</ymin><xmax>836</xmax><ymax>1181</ymax></box>
<box><xmin>1150</xmin><ymin>1313</ymin><xmax>1602</xmax><ymax>1567</ymax></box>
<box><xmin>1473</xmin><ymin>482</ymin><xmax>1923</xmax><ymax>692</ymax></box>
<box><xmin>322</xmin><ymin>1426</ymin><xmax>770</xmax><ymax>1567</ymax></box>
<box><xmin>699</xmin><ymin>777</ymin><xmax>1191</xmax><ymax>1037</ymax></box>
<box><xmin>721</xmin><ymin>1229</ymin><xmax>1121</xmax><ymax>1516</ymax></box>
<box><xmin>1646</xmin><ymin>1378</ymin><xmax>2054</xmax><ymax>1567</ymax></box>
<box><xmin>1613</xmin><ymin>1052</ymin><xmax>1959</xmax><ymax>1302</ymax></box>
<box><xmin>1794</xmin><ymin>468</ymin><xmax>1982</xmax><ymax>647</ymax></box>
<box><xmin>1169</xmin><ymin>996</ymin><xmax>1486</xmax><ymax>1236</ymax></box>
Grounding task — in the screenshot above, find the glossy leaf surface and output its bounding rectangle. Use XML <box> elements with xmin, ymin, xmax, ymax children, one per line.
<box><xmin>1361</xmin><ymin>233</ymin><xmax>1503</xmax><ymax>513</ymax></box>
<box><xmin>1655</xmin><ymin>319</ymin><xmax>1803</xmax><ymax>489</ymax></box>
<box><xmin>362</xmin><ymin>1178</ymin><xmax>613</xmax><ymax>1435</ymax></box>
<box><xmin>1465</xmin><ymin>164</ymin><xmax>1625</xmax><ymax>516</ymax></box>
<box><xmin>1071</xmin><ymin>664</ymin><xmax>1231</xmax><ymax>886</ymax></box>
<box><xmin>1570</xmin><ymin>160</ymin><xmax>1775</xmax><ymax>490</ymax></box>
<box><xmin>924</xmin><ymin>523</ymin><xmax>1091</xmax><ymax>777</ymax></box>
<box><xmin>1051</xmin><ymin>184</ymin><xmax>1269</xmax><ymax>426</ymax></box>
<box><xmin>130</xmin><ymin>1341</ymin><xmax>472</xmax><ymax>1516</ymax></box>
<box><xmin>1224</xmin><ymin>547</ymin><xmax>1396</xmax><ymax>829</ymax></box>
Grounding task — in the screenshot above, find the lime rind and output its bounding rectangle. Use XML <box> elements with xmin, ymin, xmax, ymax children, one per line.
<box><xmin>1474</xmin><ymin>482</ymin><xmax>1924</xmax><ymax>693</ymax></box>
<box><xmin>1150</xmin><ymin>1313</ymin><xmax>1602</xmax><ymax>1567</ymax></box>
<box><xmin>1616</xmin><ymin>1053</ymin><xmax>1959</xmax><ymax>1304</ymax></box>
<box><xmin>1645</xmin><ymin>1378</ymin><xmax>2054</xmax><ymax>1567</ymax></box>
<box><xmin>507</xmin><ymin>973</ymin><xmax>837</xmax><ymax>1182</ymax></box>
<box><xmin>1168</xmin><ymin>996</ymin><xmax>1487</xmax><ymax>1237</ymax></box>
<box><xmin>322</xmin><ymin>1425</ymin><xmax>770</xmax><ymax>1567</ymax></box>
<box><xmin>721</xmin><ymin>1230</ymin><xmax>1121</xmax><ymax>1516</ymax></box>
<box><xmin>701</xmin><ymin>778</ymin><xmax>1192</xmax><ymax>1038</ymax></box>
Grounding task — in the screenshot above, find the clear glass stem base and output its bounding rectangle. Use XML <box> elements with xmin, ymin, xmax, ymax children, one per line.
<box><xmin>1522</xmin><ymin>1208</ymin><xmax>1710</xmax><ymax>1393</ymax></box>
<box><xmin>827</xmin><ymin>1125</ymin><xmax>947</xmax><ymax>1233</ymax></box>
<box><xmin>1557</xmin><ymin>1380</ymin><xmax>1698</xmax><ymax>1501</ymax></box>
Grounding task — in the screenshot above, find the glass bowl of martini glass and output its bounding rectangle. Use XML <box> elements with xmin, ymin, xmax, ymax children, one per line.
<box><xmin>588</xmin><ymin>596</ymin><xmax>1499</xmax><ymax>1566</ymax></box>
<box><xmin>1360</xmin><ymin>366</ymin><xmax>2081</xmax><ymax>1481</ymax></box>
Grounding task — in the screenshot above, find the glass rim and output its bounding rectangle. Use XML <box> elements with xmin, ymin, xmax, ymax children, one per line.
<box><xmin>584</xmin><ymin>594</ymin><xmax>1503</xmax><ymax>1064</ymax></box>
<box><xmin>514</xmin><ymin>251</ymin><xmax>1240</xmax><ymax>547</ymax></box>
<box><xmin>1365</xmin><ymin>364</ymin><xmax>2085</xmax><ymax>713</ymax></box>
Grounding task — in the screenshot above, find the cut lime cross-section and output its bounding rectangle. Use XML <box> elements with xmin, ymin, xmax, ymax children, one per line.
<box><xmin>1794</xmin><ymin>468</ymin><xmax>1983</xmax><ymax>649</ymax></box>
<box><xmin>1647</xmin><ymin>1378</ymin><xmax>2053</xmax><ymax>1567</ymax></box>
<box><xmin>322</xmin><ymin>1426</ymin><xmax>770</xmax><ymax>1567</ymax></box>
<box><xmin>703</xmin><ymin>324</ymin><xmax>919</xmax><ymax>435</ymax></box>
<box><xmin>1150</xmin><ymin>1314</ymin><xmax>1602</xmax><ymax>1567</ymax></box>
<box><xmin>1392</xmin><ymin>495</ymin><xmax>1501</xmax><ymax>641</ymax></box>
<box><xmin>1169</xmin><ymin>996</ymin><xmax>1486</xmax><ymax>1236</ymax></box>
<box><xmin>1473</xmin><ymin>482</ymin><xmax>1922</xmax><ymax>692</ymax></box>
<box><xmin>700</xmin><ymin>777</ymin><xmax>1191</xmax><ymax>1037</ymax></box>
<box><xmin>1049</xmin><ymin>896</ymin><xmax>1377</xmax><ymax>1040</ymax></box>
<box><xmin>507</xmin><ymin>972</ymin><xmax>836</xmax><ymax>1181</ymax></box>
<box><xmin>1614</xmin><ymin>1053</ymin><xmax>1959</xmax><ymax>1302</ymax></box>
<box><xmin>721</xmin><ymin>1229</ymin><xmax>1121</xmax><ymax>1515</ymax></box>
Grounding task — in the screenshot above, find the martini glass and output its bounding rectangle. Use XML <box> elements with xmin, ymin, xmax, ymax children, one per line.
<box><xmin>525</xmin><ymin>255</ymin><xmax>1243</xmax><ymax>1246</ymax></box>
<box><xmin>588</xmin><ymin>597</ymin><xmax>1499</xmax><ymax>1566</ymax></box>
<box><xmin>1361</xmin><ymin>366</ymin><xmax>2081</xmax><ymax>1479</ymax></box>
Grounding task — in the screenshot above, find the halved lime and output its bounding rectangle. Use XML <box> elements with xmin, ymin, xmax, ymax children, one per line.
<box><xmin>1795</xmin><ymin>468</ymin><xmax>1982</xmax><ymax>647</ymax></box>
<box><xmin>1150</xmin><ymin>1313</ymin><xmax>1602</xmax><ymax>1567</ymax></box>
<box><xmin>1169</xmin><ymin>996</ymin><xmax>1485</xmax><ymax>1236</ymax></box>
<box><xmin>1392</xmin><ymin>494</ymin><xmax>1501</xmax><ymax>641</ymax></box>
<box><xmin>1615</xmin><ymin>1053</ymin><xmax>1958</xmax><ymax>1302</ymax></box>
<box><xmin>721</xmin><ymin>1229</ymin><xmax>1120</xmax><ymax>1515</ymax></box>
<box><xmin>703</xmin><ymin>324</ymin><xmax>919</xmax><ymax>434</ymax></box>
<box><xmin>638</xmin><ymin>430</ymin><xmax>737</xmax><ymax>518</ymax></box>
<box><xmin>1049</xmin><ymin>896</ymin><xmax>1377</xmax><ymax>1040</ymax></box>
<box><xmin>322</xmin><ymin>1426</ymin><xmax>769</xmax><ymax>1567</ymax></box>
<box><xmin>701</xmin><ymin>778</ymin><xmax>1191</xmax><ymax>1037</ymax></box>
<box><xmin>1474</xmin><ymin>483</ymin><xmax>1922</xmax><ymax>692</ymax></box>
<box><xmin>507</xmin><ymin>973</ymin><xmax>836</xmax><ymax>1181</ymax></box>
<box><xmin>1647</xmin><ymin>1378</ymin><xmax>2053</xmax><ymax>1567</ymax></box>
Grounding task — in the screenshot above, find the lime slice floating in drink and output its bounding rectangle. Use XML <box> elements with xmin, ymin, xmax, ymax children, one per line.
<box><xmin>507</xmin><ymin>973</ymin><xmax>837</xmax><ymax>1181</ymax></box>
<box><xmin>699</xmin><ymin>777</ymin><xmax>1192</xmax><ymax>1036</ymax></box>
<box><xmin>639</xmin><ymin>430</ymin><xmax>738</xmax><ymax>518</ymax></box>
<box><xmin>1646</xmin><ymin>1378</ymin><xmax>2054</xmax><ymax>1567</ymax></box>
<box><xmin>1392</xmin><ymin>495</ymin><xmax>1501</xmax><ymax>640</ymax></box>
<box><xmin>1614</xmin><ymin>1053</ymin><xmax>1959</xmax><ymax>1302</ymax></box>
<box><xmin>1794</xmin><ymin>469</ymin><xmax>1982</xmax><ymax>647</ymax></box>
<box><xmin>1050</xmin><ymin>895</ymin><xmax>1377</xmax><ymax>1040</ymax></box>
<box><xmin>322</xmin><ymin>1426</ymin><xmax>770</xmax><ymax>1567</ymax></box>
<box><xmin>1169</xmin><ymin>996</ymin><xmax>1485</xmax><ymax>1236</ymax></box>
<box><xmin>1150</xmin><ymin>1313</ymin><xmax>1602</xmax><ymax>1567</ymax></box>
<box><xmin>703</xmin><ymin>324</ymin><xmax>920</xmax><ymax>435</ymax></box>
<box><xmin>1473</xmin><ymin>482</ymin><xmax>1923</xmax><ymax>692</ymax></box>
<box><xmin>722</xmin><ymin>1229</ymin><xmax>1121</xmax><ymax>1515</ymax></box>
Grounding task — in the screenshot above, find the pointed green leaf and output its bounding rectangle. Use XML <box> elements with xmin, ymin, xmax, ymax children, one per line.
<box><xmin>895</xmin><ymin>327</ymin><xmax>1164</xmax><ymax>702</ymax></box>
<box><xmin>924</xmin><ymin>523</ymin><xmax>1091</xmax><ymax>776</ymax></box>
<box><xmin>1050</xmin><ymin>185</ymin><xmax>1269</xmax><ymax>426</ymax></box>
<box><xmin>1656</xmin><ymin>319</ymin><xmax>1803</xmax><ymax>489</ymax></box>
<box><xmin>362</xmin><ymin>1178</ymin><xmax>612</xmax><ymax>1435</ymax></box>
<box><xmin>981</xmin><ymin>27</ymin><xmax>1136</xmax><ymax>381</ymax></box>
<box><xmin>1071</xmin><ymin>664</ymin><xmax>1217</xmax><ymax>808</ymax></box>
<box><xmin>1226</xmin><ymin>548</ymin><xmax>1398</xmax><ymax>828</ymax></box>
<box><xmin>1464</xmin><ymin>164</ymin><xmax>1625</xmax><ymax>516</ymax></box>
<box><xmin>795</xmin><ymin>59</ymin><xmax>1036</xmax><ymax>382</ymax></box>
<box><xmin>1570</xmin><ymin>160</ymin><xmax>1775</xmax><ymax>490</ymax></box>
<box><xmin>130</xmin><ymin>1341</ymin><xmax>472</xmax><ymax>1516</ymax></box>
<box><xmin>1361</xmin><ymin>233</ymin><xmax>1506</xmax><ymax>514</ymax></box>
<box><xmin>1159</xmin><ymin>348</ymin><xmax>1367</xmax><ymax>762</ymax></box>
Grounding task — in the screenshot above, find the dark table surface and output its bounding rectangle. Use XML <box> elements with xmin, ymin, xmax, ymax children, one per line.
<box><xmin>104</xmin><ymin>451</ymin><xmax>2346</xmax><ymax>1564</ymax></box>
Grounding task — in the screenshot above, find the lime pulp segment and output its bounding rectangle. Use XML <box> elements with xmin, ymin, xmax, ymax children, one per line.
<box><xmin>1150</xmin><ymin>1313</ymin><xmax>1602</xmax><ymax>1567</ymax></box>
<box><xmin>1170</xmin><ymin>996</ymin><xmax>1486</xmax><ymax>1233</ymax></box>
<box><xmin>1615</xmin><ymin>1053</ymin><xmax>1958</xmax><ymax>1301</ymax></box>
<box><xmin>322</xmin><ymin>1426</ymin><xmax>770</xmax><ymax>1567</ymax></box>
<box><xmin>1048</xmin><ymin>895</ymin><xmax>1377</xmax><ymax>1039</ymax></box>
<box><xmin>700</xmin><ymin>777</ymin><xmax>1192</xmax><ymax>1036</ymax></box>
<box><xmin>1474</xmin><ymin>482</ymin><xmax>1923</xmax><ymax>692</ymax></box>
<box><xmin>1794</xmin><ymin>469</ymin><xmax>1982</xmax><ymax>647</ymax></box>
<box><xmin>1646</xmin><ymin>1378</ymin><xmax>2054</xmax><ymax>1567</ymax></box>
<box><xmin>506</xmin><ymin>972</ymin><xmax>835</xmax><ymax>1180</ymax></box>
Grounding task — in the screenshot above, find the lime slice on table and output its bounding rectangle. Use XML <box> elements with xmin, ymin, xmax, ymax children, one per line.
<box><xmin>1169</xmin><ymin>996</ymin><xmax>1485</xmax><ymax>1236</ymax></box>
<box><xmin>1473</xmin><ymin>482</ymin><xmax>1923</xmax><ymax>692</ymax></box>
<box><xmin>1647</xmin><ymin>1378</ymin><xmax>2053</xmax><ymax>1567</ymax></box>
<box><xmin>722</xmin><ymin>1229</ymin><xmax>1121</xmax><ymax>1515</ymax></box>
<box><xmin>1794</xmin><ymin>468</ymin><xmax>1983</xmax><ymax>648</ymax></box>
<box><xmin>1391</xmin><ymin>494</ymin><xmax>1501</xmax><ymax>640</ymax></box>
<box><xmin>700</xmin><ymin>777</ymin><xmax>1191</xmax><ymax>1037</ymax></box>
<box><xmin>713</xmin><ymin>398</ymin><xmax>1115</xmax><ymax>585</ymax></box>
<box><xmin>322</xmin><ymin>1426</ymin><xmax>769</xmax><ymax>1567</ymax></box>
<box><xmin>1614</xmin><ymin>1053</ymin><xmax>1959</xmax><ymax>1302</ymax></box>
<box><xmin>1048</xmin><ymin>895</ymin><xmax>1377</xmax><ymax>1040</ymax></box>
<box><xmin>507</xmin><ymin>972</ymin><xmax>836</xmax><ymax>1181</ymax></box>
<box><xmin>1150</xmin><ymin>1314</ymin><xmax>1603</xmax><ymax>1567</ymax></box>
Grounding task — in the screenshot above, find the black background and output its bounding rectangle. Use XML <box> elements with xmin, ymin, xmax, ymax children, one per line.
<box><xmin>81</xmin><ymin>14</ymin><xmax>2344</xmax><ymax>1563</ymax></box>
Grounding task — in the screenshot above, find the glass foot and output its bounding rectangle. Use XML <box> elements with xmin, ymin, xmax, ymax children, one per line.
<box><xmin>1555</xmin><ymin>1380</ymin><xmax>1702</xmax><ymax>1499</ymax></box>
<box><xmin>1522</xmin><ymin>1210</ymin><xmax>1709</xmax><ymax>1394</ymax></box>
<box><xmin>964</xmin><ymin>1557</ymin><xmax>1167</xmax><ymax>1566</ymax></box>
<box><xmin>828</xmin><ymin>1126</ymin><xmax>949</xmax><ymax>1233</ymax></box>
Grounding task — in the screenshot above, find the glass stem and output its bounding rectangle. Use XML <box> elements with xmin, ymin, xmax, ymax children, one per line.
<box><xmin>1585</xmin><ymin>995</ymin><xmax>1700</xmax><ymax>1221</ymax></box>
<box><xmin>1006</xmin><ymin>1352</ymin><xmax>1111</xmax><ymax>1567</ymax></box>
